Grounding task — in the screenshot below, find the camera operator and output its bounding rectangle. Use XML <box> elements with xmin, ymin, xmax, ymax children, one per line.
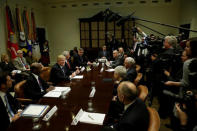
<box><xmin>169</xmin><ymin>59</ymin><xmax>197</xmax><ymax>131</ymax></box>
<box><xmin>165</xmin><ymin>37</ymin><xmax>197</xmax><ymax>89</ymax></box>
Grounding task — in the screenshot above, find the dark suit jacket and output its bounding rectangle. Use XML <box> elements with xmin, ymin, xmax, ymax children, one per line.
<box><xmin>0</xmin><ymin>92</ymin><xmax>20</xmax><ymax>130</ymax></box>
<box><xmin>0</xmin><ymin>62</ymin><xmax>16</xmax><ymax>74</ymax></box>
<box><xmin>98</xmin><ymin>50</ymin><xmax>110</xmax><ymax>60</ymax></box>
<box><xmin>73</xmin><ymin>54</ymin><xmax>88</xmax><ymax>68</ymax></box>
<box><xmin>114</xmin><ymin>98</ymin><xmax>149</xmax><ymax>131</ymax></box>
<box><xmin>111</xmin><ymin>56</ymin><xmax>123</xmax><ymax>68</ymax></box>
<box><xmin>24</xmin><ymin>73</ymin><xmax>49</xmax><ymax>100</ymax></box>
<box><xmin>50</xmin><ymin>63</ymin><xmax>71</xmax><ymax>85</ymax></box>
<box><xmin>65</xmin><ymin>58</ymin><xmax>74</xmax><ymax>72</ymax></box>
<box><xmin>127</xmin><ymin>67</ymin><xmax>137</xmax><ymax>82</ymax></box>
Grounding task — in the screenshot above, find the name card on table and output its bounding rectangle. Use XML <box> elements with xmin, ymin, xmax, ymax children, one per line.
<box><xmin>89</xmin><ymin>87</ymin><xmax>96</xmax><ymax>98</ymax></box>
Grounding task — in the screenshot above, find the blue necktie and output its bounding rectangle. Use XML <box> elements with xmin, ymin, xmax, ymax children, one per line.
<box><xmin>4</xmin><ymin>94</ymin><xmax>15</xmax><ymax>117</ymax></box>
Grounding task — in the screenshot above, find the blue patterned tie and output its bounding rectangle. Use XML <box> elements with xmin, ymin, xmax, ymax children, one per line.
<box><xmin>4</xmin><ymin>94</ymin><xmax>15</xmax><ymax>117</ymax></box>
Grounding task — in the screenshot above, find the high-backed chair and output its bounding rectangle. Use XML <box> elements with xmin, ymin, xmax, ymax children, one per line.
<box><xmin>147</xmin><ymin>107</ymin><xmax>160</xmax><ymax>131</ymax></box>
<box><xmin>136</xmin><ymin>64</ymin><xmax>141</xmax><ymax>73</ymax></box>
<box><xmin>14</xmin><ymin>80</ymin><xmax>32</xmax><ymax>104</ymax></box>
<box><xmin>40</xmin><ymin>67</ymin><xmax>51</xmax><ymax>82</ymax></box>
<box><xmin>134</xmin><ymin>73</ymin><xmax>143</xmax><ymax>85</ymax></box>
<box><xmin>138</xmin><ymin>85</ymin><xmax>148</xmax><ymax>102</ymax></box>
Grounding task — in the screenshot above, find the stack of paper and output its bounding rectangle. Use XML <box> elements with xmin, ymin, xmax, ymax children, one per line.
<box><xmin>21</xmin><ymin>104</ymin><xmax>49</xmax><ymax>117</ymax></box>
<box><xmin>44</xmin><ymin>87</ymin><xmax>71</xmax><ymax>98</ymax></box>
<box><xmin>105</xmin><ymin>69</ymin><xmax>115</xmax><ymax>72</ymax></box>
<box><xmin>80</xmin><ymin>111</ymin><xmax>105</xmax><ymax>125</ymax></box>
<box><xmin>72</xmin><ymin>75</ymin><xmax>84</xmax><ymax>79</ymax></box>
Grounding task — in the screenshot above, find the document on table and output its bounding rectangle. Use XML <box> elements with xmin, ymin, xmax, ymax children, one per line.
<box><xmin>79</xmin><ymin>111</ymin><xmax>105</xmax><ymax>125</ymax></box>
<box><xmin>72</xmin><ymin>75</ymin><xmax>83</xmax><ymax>79</ymax></box>
<box><xmin>71</xmin><ymin>109</ymin><xmax>105</xmax><ymax>125</ymax></box>
<box><xmin>21</xmin><ymin>104</ymin><xmax>49</xmax><ymax>117</ymax></box>
<box><xmin>44</xmin><ymin>87</ymin><xmax>71</xmax><ymax>98</ymax></box>
<box><xmin>44</xmin><ymin>91</ymin><xmax>62</xmax><ymax>98</ymax></box>
<box><xmin>105</xmin><ymin>69</ymin><xmax>115</xmax><ymax>72</ymax></box>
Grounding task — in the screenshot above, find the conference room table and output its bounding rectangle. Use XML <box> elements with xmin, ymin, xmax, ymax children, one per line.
<box><xmin>8</xmin><ymin>65</ymin><xmax>114</xmax><ymax>131</ymax></box>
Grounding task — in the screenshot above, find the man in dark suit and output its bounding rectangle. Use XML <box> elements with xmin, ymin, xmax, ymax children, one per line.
<box><xmin>98</xmin><ymin>45</ymin><xmax>110</xmax><ymax>60</ymax></box>
<box><xmin>73</xmin><ymin>48</ymin><xmax>90</xmax><ymax>68</ymax></box>
<box><xmin>24</xmin><ymin>63</ymin><xmax>54</xmax><ymax>101</ymax></box>
<box><xmin>50</xmin><ymin>55</ymin><xmax>77</xmax><ymax>85</ymax></box>
<box><xmin>0</xmin><ymin>73</ymin><xmax>21</xmax><ymax>130</ymax></box>
<box><xmin>124</xmin><ymin>57</ymin><xmax>137</xmax><ymax>82</ymax></box>
<box><xmin>109</xmin><ymin>50</ymin><xmax>123</xmax><ymax>68</ymax></box>
<box><xmin>112</xmin><ymin>81</ymin><xmax>149</xmax><ymax>131</ymax></box>
<box><xmin>62</xmin><ymin>51</ymin><xmax>80</xmax><ymax>73</ymax></box>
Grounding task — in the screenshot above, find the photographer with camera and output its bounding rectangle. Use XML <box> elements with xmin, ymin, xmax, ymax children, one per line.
<box><xmin>165</xmin><ymin>37</ymin><xmax>197</xmax><ymax>89</ymax></box>
<box><xmin>165</xmin><ymin>59</ymin><xmax>197</xmax><ymax>131</ymax></box>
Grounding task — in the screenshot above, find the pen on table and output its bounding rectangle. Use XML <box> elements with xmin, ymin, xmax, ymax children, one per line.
<box><xmin>88</xmin><ymin>115</ymin><xmax>94</xmax><ymax>120</ymax></box>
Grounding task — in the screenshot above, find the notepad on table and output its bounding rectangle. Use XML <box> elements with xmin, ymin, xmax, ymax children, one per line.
<box><xmin>72</xmin><ymin>75</ymin><xmax>83</xmax><ymax>79</ymax></box>
<box><xmin>21</xmin><ymin>104</ymin><xmax>49</xmax><ymax>117</ymax></box>
<box><xmin>79</xmin><ymin>111</ymin><xmax>105</xmax><ymax>125</ymax></box>
<box><xmin>71</xmin><ymin>109</ymin><xmax>105</xmax><ymax>125</ymax></box>
<box><xmin>105</xmin><ymin>69</ymin><xmax>115</xmax><ymax>72</ymax></box>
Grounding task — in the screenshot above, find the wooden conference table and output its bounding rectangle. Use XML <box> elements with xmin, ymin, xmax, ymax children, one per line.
<box><xmin>8</xmin><ymin>65</ymin><xmax>114</xmax><ymax>131</ymax></box>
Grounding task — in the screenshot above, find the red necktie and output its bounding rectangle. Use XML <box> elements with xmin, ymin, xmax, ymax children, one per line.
<box><xmin>67</xmin><ymin>61</ymin><xmax>71</xmax><ymax>69</ymax></box>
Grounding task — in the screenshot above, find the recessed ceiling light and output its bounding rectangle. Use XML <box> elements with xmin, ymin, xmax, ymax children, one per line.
<box><xmin>116</xmin><ymin>2</ymin><xmax>123</xmax><ymax>4</ymax></box>
<box><xmin>152</xmin><ymin>0</ymin><xmax>158</xmax><ymax>3</ymax></box>
<box><xmin>51</xmin><ymin>5</ymin><xmax>56</xmax><ymax>8</ymax></box>
<box><xmin>82</xmin><ymin>3</ymin><xmax>88</xmax><ymax>6</ymax></box>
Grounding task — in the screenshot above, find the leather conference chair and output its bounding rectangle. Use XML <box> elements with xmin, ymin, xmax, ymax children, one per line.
<box><xmin>136</xmin><ymin>64</ymin><xmax>141</xmax><ymax>73</ymax></box>
<box><xmin>40</xmin><ymin>67</ymin><xmax>52</xmax><ymax>84</ymax></box>
<box><xmin>134</xmin><ymin>73</ymin><xmax>143</xmax><ymax>85</ymax></box>
<box><xmin>147</xmin><ymin>107</ymin><xmax>160</xmax><ymax>131</ymax></box>
<box><xmin>138</xmin><ymin>85</ymin><xmax>148</xmax><ymax>102</ymax></box>
<box><xmin>14</xmin><ymin>80</ymin><xmax>33</xmax><ymax>104</ymax></box>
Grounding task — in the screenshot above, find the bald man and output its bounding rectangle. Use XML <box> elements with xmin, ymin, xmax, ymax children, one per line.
<box><xmin>112</xmin><ymin>81</ymin><xmax>149</xmax><ymax>131</ymax></box>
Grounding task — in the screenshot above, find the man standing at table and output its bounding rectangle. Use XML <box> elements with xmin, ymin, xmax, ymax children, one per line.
<box><xmin>13</xmin><ymin>50</ymin><xmax>30</xmax><ymax>71</ymax></box>
<box><xmin>24</xmin><ymin>63</ymin><xmax>54</xmax><ymax>101</ymax></box>
<box><xmin>50</xmin><ymin>55</ymin><xmax>78</xmax><ymax>85</ymax></box>
<box><xmin>0</xmin><ymin>73</ymin><xmax>22</xmax><ymax>130</ymax></box>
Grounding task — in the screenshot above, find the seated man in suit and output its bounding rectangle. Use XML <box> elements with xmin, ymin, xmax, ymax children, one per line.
<box><xmin>73</xmin><ymin>48</ymin><xmax>91</xmax><ymax>68</ymax></box>
<box><xmin>118</xmin><ymin>47</ymin><xmax>125</xmax><ymax>65</ymax></box>
<box><xmin>62</xmin><ymin>51</ymin><xmax>80</xmax><ymax>73</ymax></box>
<box><xmin>0</xmin><ymin>73</ymin><xmax>22</xmax><ymax>130</ymax></box>
<box><xmin>111</xmin><ymin>81</ymin><xmax>149</xmax><ymax>131</ymax></box>
<box><xmin>13</xmin><ymin>50</ymin><xmax>30</xmax><ymax>71</ymax></box>
<box><xmin>24</xmin><ymin>63</ymin><xmax>54</xmax><ymax>101</ymax></box>
<box><xmin>124</xmin><ymin>57</ymin><xmax>137</xmax><ymax>82</ymax></box>
<box><xmin>107</xmin><ymin>66</ymin><xmax>127</xmax><ymax>122</ymax></box>
<box><xmin>108</xmin><ymin>50</ymin><xmax>123</xmax><ymax>68</ymax></box>
<box><xmin>50</xmin><ymin>55</ymin><xmax>77</xmax><ymax>85</ymax></box>
<box><xmin>98</xmin><ymin>45</ymin><xmax>110</xmax><ymax>60</ymax></box>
